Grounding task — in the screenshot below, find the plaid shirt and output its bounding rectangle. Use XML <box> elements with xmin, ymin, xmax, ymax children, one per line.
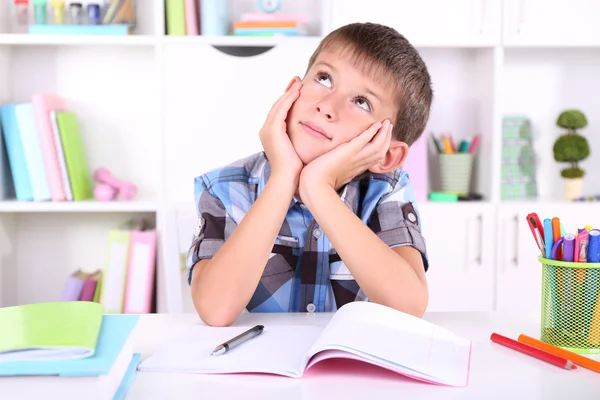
<box><xmin>186</xmin><ymin>152</ymin><xmax>428</xmax><ymax>313</ymax></box>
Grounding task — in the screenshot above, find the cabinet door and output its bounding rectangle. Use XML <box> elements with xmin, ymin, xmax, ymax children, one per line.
<box><xmin>329</xmin><ymin>0</ymin><xmax>501</xmax><ymax>46</ymax></box>
<box><xmin>418</xmin><ymin>203</ymin><xmax>496</xmax><ymax>312</ymax></box>
<box><xmin>496</xmin><ymin>204</ymin><xmax>600</xmax><ymax>318</ymax></box>
<box><xmin>503</xmin><ymin>0</ymin><xmax>600</xmax><ymax>46</ymax></box>
<box><xmin>163</xmin><ymin>41</ymin><xmax>319</xmax><ymax>204</ymax></box>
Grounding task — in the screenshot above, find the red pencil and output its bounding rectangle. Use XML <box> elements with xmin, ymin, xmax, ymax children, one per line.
<box><xmin>490</xmin><ymin>333</ymin><xmax>577</xmax><ymax>370</ymax></box>
<box><xmin>468</xmin><ymin>133</ymin><xmax>481</xmax><ymax>153</ymax></box>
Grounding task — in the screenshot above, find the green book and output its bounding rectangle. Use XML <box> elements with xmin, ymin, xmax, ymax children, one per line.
<box><xmin>0</xmin><ymin>301</ymin><xmax>104</xmax><ymax>362</ymax></box>
<box><xmin>55</xmin><ymin>111</ymin><xmax>94</xmax><ymax>201</ymax></box>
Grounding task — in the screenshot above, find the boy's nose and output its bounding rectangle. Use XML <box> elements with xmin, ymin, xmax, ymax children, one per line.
<box><xmin>315</xmin><ymin>104</ymin><xmax>336</xmax><ymax>121</ymax></box>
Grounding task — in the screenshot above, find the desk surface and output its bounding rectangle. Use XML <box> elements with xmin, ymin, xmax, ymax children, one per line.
<box><xmin>127</xmin><ymin>312</ymin><xmax>600</xmax><ymax>400</ymax></box>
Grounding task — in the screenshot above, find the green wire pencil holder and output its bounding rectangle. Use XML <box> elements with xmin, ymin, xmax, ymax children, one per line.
<box><xmin>539</xmin><ymin>256</ymin><xmax>600</xmax><ymax>354</ymax></box>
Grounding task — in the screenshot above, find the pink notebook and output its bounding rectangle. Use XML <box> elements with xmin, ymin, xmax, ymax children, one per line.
<box><xmin>123</xmin><ymin>230</ymin><xmax>157</xmax><ymax>314</ymax></box>
<box><xmin>31</xmin><ymin>94</ymin><xmax>67</xmax><ymax>201</ymax></box>
<box><xmin>137</xmin><ymin>302</ymin><xmax>472</xmax><ymax>387</ymax></box>
<box><xmin>184</xmin><ymin>0</ymin><xmax>199</xmax><ymax>35</ymax></box>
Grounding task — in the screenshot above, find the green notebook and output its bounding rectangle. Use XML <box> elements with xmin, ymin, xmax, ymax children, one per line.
<box><xmin>55</xmin><ymin>111</ymin><xmax>94</xmax><ymax>201</ymax></box>
<box><xmin>0</xmin><ymin>301</ymin><xmax>104</xmax><ymax>362</ymax></box>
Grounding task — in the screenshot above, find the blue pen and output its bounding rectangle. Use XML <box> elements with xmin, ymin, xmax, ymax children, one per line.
<box><xmin>588</xmin><ymin>230</ymin><xmax>600</xmax><ymax>262</ymax></box>
<box><xmin>584</xmin><ymin>229</ymin><xmax>600</xmax><ymax>338</ymax></box>
<box><xmin>544</xmin><ymin>218</ymin><xmax>553</xmax><ymax>259</ymax></box>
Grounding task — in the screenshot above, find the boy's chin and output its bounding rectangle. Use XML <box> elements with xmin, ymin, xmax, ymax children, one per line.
<box><xmin>293</xmin><ymin>145</ymin><xmax>326</xmax><ymax>166</ymax></box>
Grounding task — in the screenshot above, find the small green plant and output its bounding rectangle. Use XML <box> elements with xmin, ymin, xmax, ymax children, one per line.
<box><xmin>553</xmin><ymin>109</ymin><xmax>590</xmax><ymax>178</ymax></box>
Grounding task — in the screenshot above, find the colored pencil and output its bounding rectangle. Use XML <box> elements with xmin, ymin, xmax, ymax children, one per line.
<box><xmin>490</xmin><ymin>333</ymin><xmax>577</xmax><ymax>370</ymax></box>
<box><xmin>518</xmin><ymin>334</ymin><xmax>600</xmax><ymax>373</ymax></box>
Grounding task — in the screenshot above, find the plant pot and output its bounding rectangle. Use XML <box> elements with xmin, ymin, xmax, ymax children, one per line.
<box><xmin>563</xmin><ymin>177</ymin><xmax>583</xmax><ymax>200</ymax></box>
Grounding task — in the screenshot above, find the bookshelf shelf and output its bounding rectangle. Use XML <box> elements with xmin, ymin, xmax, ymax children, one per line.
<box><xmin>0</xmin><ymin>33</ymin><xmax>157</xmax><ymax>46</ymax></box>
<box><xmin>0</xmin><ymin>200</ymin><xmax>158</xmax><ymax>213</ymax></box>
<box><xmin>160</xmin><ymin>35</ymin><xmax>322</xmax><ymax>47</ymax></box>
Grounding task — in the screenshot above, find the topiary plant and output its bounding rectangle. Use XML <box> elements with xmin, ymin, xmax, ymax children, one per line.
<box><xmin>553</xmin><ymin>109</ymin><xmax>590</xmax><ymax>179</ymax></box>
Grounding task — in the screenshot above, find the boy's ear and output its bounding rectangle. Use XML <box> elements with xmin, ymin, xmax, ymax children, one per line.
<box><xmin>368</xmin><ymin>140</ymin><xmax>409</xmax><ymax>174</ymax></box>
<box><xmin>285</xmin><ymin>76</ymin><xmax>301</xmax><ymax>91</ymax></box>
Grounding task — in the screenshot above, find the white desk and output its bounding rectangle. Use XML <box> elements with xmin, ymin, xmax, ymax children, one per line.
<box><xmin>127</xmin><ymin>312</ymin><xmax>600</xmax><ymax>399</ymax></box>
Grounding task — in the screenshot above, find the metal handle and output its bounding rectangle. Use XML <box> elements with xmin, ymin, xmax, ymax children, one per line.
<box><xmin>476</xmin><ymin>214</ymin><xmax>483</xmax><ymax>266</ymax></box>
<box><xmin>511</xmin><ymin>215</ymin><xmax>519</xmax><ymax>266</ymax></box>
<box><xmin>517</xmin><ymin>0</ymin><xmax>526</xmax><ymax>34</ymax></box>
<box><xmin>479</xmin><ymin>0</ymin><xmax>487</xmax><ymax>35</ymax></box>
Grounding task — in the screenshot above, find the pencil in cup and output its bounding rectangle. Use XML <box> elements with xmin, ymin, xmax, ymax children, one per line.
<box><xmin>490</xmin><ymin>333</ymin><xmax>577</xmax><ymax>370</ymax></box>
<box><xmin>518</xmin><ymin>334</ymin><xmax>600</xmax><ymax>373</ymax></box>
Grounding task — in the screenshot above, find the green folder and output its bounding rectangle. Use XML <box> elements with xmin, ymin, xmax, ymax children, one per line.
<box><xmin>55</xmin><ymin>111</ymin><xmax>94</xmax><ymax>201</ymax></box>
<box><xmin>0</xmin><ymin>301</ymin><xmax>104</xmax><ymax>362</ymax></box>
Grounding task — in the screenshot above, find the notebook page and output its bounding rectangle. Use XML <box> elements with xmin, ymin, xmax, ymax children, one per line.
<box><xmin>306</xmin><ymin>302</ymin><xmax>471</xmax><ymax>386</ymax></box>
<box><xmin>138</xmin><ymin>325</ymin><xmax>323</xmax><ymax>377</ymax></box>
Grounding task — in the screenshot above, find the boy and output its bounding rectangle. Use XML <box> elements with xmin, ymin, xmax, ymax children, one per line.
<box><xmin>187</xmin><ymin>22</ymin><xmax>433</xmax><ymax>327</ymax></box>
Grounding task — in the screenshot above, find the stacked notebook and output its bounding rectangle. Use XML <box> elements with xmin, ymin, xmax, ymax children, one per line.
<box><xmin>0</xmin><ymin>301</ymin><xmax>140</xmax><ymax>399</ymax></box>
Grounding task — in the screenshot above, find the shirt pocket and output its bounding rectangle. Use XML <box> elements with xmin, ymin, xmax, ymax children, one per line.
<box><xmin>263</xmin><ymin>235</ymin><xmax>300</xmax><ymax>277</ymax></box>
<box><xmin>329</xmin><ymin>256</ymin><xmax>363</xmax><ymax>307</ymax></box>
<box><xmin>329</xmin><ymin>255</ymin><xmax>355</xmax><ymax>281</ymax></box>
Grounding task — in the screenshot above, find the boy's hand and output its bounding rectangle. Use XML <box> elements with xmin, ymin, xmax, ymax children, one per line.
<box><xmin>259</xmin><ymin>77</ymin><xmax>304</xmax><ymax>185</ymax></box>
<box><xmin>299</xmin><ymin>119</ymin><xmax>392</xmax><ymax>195</ymax></box>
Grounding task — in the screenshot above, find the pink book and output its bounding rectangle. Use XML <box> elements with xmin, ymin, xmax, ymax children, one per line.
<box><xmin>31</xmin><ymin>94</ymin><xmax>67</xmax><ymax>201</ymax></box>
<box><xmin>184</xmin><ymin>0</ymin><xmax>199</xmax><ymax>35</ymax></box>
<box><xmin>123</xmin><ymin>230</ymin><xmax>157</xmax><ymax>314</ymax></box>
<box><xmin>402</xmin><ymin>133</ymin><xmax>428</xmax><ymax>202</ymax></box>
<box><xmin>79</xmin><ymin>270</ymin><xmax>102</xmax><ymax>301</ymax></box>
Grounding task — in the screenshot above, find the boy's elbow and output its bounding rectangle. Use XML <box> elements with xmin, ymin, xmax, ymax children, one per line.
<box><xmin>193</xmin><ymin>292</ymin><xmax>239</xmax><ymax>327</ymax></box>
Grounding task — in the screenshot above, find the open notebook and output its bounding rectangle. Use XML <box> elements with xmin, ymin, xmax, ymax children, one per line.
<box><xmin>138</xmin><ymin>302</ymin><xmax>472</xmax><ymax>386</ymax></box>
<box><xmin>0</xmin><ymin>301</ymin><xmax>103</xmax><ymax>362</ymax></box>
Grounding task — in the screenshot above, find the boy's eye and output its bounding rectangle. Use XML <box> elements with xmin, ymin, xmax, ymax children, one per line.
<box><xmin>355</xmin><ymin>96</ymin><xmax>372</xmax><ymax>112</ymax></box>
<box><xmin>316</xmin><ymin>73</ymin><xmax>332</xmax><ymax>88</ymax></box>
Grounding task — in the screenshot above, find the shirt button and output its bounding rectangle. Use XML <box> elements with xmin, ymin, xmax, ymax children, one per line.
<box><xmin>312</xmin><ymin>228</ymin><xmax>321</xmax><ymax>240</ymax></box>
<box><xmin>306</xmin><ymin>303</ymin><xmax>316</xmax><ymax>313</ymax></box>
<box><xmin>408</xmin><ymin>212</ymin><xmax>417</xmax><ymax>223</ymax></box>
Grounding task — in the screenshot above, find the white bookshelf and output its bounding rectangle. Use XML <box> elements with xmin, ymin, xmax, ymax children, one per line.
<box><xmin>1</xmin><ymin>0</ymin><xmax>599</xmax><ymax>319</ymax></box>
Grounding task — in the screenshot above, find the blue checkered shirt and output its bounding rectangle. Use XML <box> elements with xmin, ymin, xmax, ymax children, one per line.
<box><xmin>186</xmin><ymin>152</ymin><xmax>428</xmax><ymax>313</ymax></box>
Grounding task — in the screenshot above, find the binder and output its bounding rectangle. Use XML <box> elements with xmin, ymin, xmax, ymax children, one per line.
<box><xmin>123</xmin><ymin>230</ymin><xmax>157</xmax><ymax>313</ymax></box>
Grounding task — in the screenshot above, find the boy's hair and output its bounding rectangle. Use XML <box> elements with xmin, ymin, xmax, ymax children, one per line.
<box><xmin>306</xmin><ymin>23</ymin><xmax>433</xmax><ymax>146</ymax></box>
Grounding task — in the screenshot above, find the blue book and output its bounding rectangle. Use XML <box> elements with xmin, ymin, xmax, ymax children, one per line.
<box><xmin>0</xmin><ymin>315</ymin><xmax>140</xmax><ymax>399</ymax></box>
<box><xmin>0</xmin><ymin>104</ymin><xmax>33</xmax><ymax>201</ymax></box>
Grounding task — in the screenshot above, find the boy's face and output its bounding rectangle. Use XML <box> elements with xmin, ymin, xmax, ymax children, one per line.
<box><xmin>286</xmin><ymin>48</ymin><xmax>398</xmax><ymax>165</ymax></box>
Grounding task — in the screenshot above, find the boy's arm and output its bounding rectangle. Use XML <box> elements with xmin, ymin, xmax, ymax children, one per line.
<box><xmin>189</xmin><ymin>77</ymin><xmax>304</xmax><ymax>327</ymax></box>
<box><xmin>300</xmin><ymin>184</ymin><xmax>428</xmax><ymax>317</ymax></box>
<box><xmin>190</xmin><ymin>175</ymin><xmax>296</xmax><ymax>327</ymax></box>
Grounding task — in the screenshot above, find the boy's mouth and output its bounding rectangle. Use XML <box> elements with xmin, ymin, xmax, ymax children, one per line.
<box><xmin>300</xmin><ymin>121</ymin><xmax>331</xmax><ymax>140</ymax></box>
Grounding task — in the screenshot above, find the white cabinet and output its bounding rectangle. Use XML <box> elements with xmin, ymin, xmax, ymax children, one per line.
<box><xmin>496</xmin><ymin>203</ymin><xmax>600</xmax><ymax>318</ymax></box>
<box><xmin>419</xmin><ymin>203</ymin><xmax>496</xmax><ymax>312</ymax></box>
<box><xmin>503</xmin><ymin>0</ymin><xmax>600</xmax><ymax>46</ymax></box>
<box><xmin>328</xmin><ymin>0</ymin><xmax>501</xmax><ymax>46</ymax></box>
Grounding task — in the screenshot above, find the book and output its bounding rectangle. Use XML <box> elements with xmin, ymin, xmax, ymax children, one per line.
<box><xmin>60</xmin><ymin>270</ymin><xmax>89</xmax><ymax>301</ymax></box>
<box><xmin>137</xmin><ymin>302</ymin><xmax>472</xmax><ymax>387</ymax></box>
<box><xmin>0</xmin><ymin>308</ymin><xmax>140</xmax><ymax>400</ymax></box>
<box><xmin>0</xmin><ymin>301</ymin><xmax>104</xmax><ymax>362</ymax></box>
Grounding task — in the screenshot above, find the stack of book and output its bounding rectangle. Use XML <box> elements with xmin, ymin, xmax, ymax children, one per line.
<box><xmin>231</xmin><ymin>13</ymin><xmax>308</xmax><ymax>36</ymax></box>
<box><xmin>0</xmin><ymin>94</ymin><xmax>93</xmax><ymax>202</ymax></box>
<box><xmin>0</xmin><ymin>301</ymin><xmax>140</xmax><ymax>399</ymax></box>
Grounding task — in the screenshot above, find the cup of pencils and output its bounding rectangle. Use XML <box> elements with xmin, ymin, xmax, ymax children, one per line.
<box><xmin>432</xmin><ymin>132</ymin><xmax>480</xmax><ymax>194</ymax></box>
<box><xmin>526</xmin><ymin>212</ymin><xmax>600</xmax><ymax>354</ymax></box>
